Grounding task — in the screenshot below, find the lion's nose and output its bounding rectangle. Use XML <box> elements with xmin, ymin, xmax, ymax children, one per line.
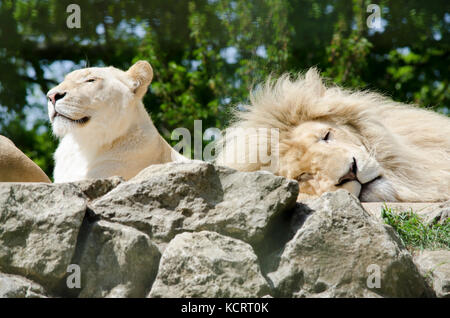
<box><xmin>337</xmin><ymin>157</ymin><xmax>358</xmax><ymax>185</ymax></box>
<box><xmin>47</xmin><ymin>92</ymin><xmax>66</xmax><ymax>106</ymax></box>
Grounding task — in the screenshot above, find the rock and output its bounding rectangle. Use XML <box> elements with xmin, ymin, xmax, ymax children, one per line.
<box><xmin>420</xmin><ymin>201</ymin><xmax>450</xmax><ymax>225</ymax></box>
<box><xmin>92</xmin><ymin>161</ymin><xmax>298</xmax><ymax>250</ymax></box>
<box><xmin>414</xmin><ymin>250</ymin><xmax>450</xmax><ymax>298</ymax></box>
<box><xmin>268</xmin><ymin>190</ymin><xmax>430</xmax><ymax>298</ymax></box>
<box><xmin>72</xmin><ymin>220</ymin><xmax>161</xmax><ymax>298</ymax></box>
<box><xmin>361</xmin><ymin>202</ymin><xmax>449</xmax><ymax>225</ymax></box>
<box><xmin>148</xmin><ymin>231</ymin><xmax>270</xmax><ymax>298</ymax></box>
<box><xmin>0</xmin><ymin>183</ymin><xmax>87</xmax><ymax>291</ymax></box>
<box><xmin>256</xmin><ymin>201</ymin><xmax>315</xmax><ymax>274</ymax></box>
<box><xmin>2</xmin><ymin>162</ymin><xmax>444</xmax><ymax>299</ymax></box>
<box><xmin>72</xmin><ymin>176</ymin><xmax>123</xmax><ymax>200</ymax></box>
<box><xmin>0</xmin><ymin>273</ymin><xmax>48</xmax><ymax>298</ymax></box>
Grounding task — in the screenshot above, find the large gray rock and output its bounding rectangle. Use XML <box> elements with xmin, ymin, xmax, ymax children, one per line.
<box><xmin>0</xmin><ymin>273</ymin><xmax>48</xmax><ymax>298</ymax></box>
<box><xmin>92</xmin><ymin>161</ymin><xmax>298</xmax><ymax>250</ymax></box>
<box><xmin>72</xmin><ymin>176</ymin><xmax>123</xmax><ymax>200</ymax></box>
<box><xmin>2</xmin><ymin>162</ymin><xmax>443</xmax><ymax>299</ymax></box>
<box><xmin>268</xmin><ymin>190</ymin><xmax>431</xmax><ymax>298</ymax></box>
<box><xmin>414</xmin><ymin>250</ymin><xmax>450</xmax><ymax>298</ymax></box>
<box><xmin>0</xmin><ymin>183</ymin><xmax>87</xmax><ymax>291</ymax></box>
<box><xmin>148</xmin><ymin>231</ymin><xmax>270</xmax><ymax>298</ymax></box>
<box><xmin>73</xmin><ymin>220</ymin><xmax>160</xmax><ymax>298</ymax></box>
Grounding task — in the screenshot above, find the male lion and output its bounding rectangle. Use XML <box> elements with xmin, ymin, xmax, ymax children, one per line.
<box><xmin>217</xmin><ymin>68</ymin><xmax>450</xmax><ymax>202</ymax></box>
<box><xmin>47</xmin><ymin>60</ymin><xmax>187</xmax><ymax>183</ymax></box>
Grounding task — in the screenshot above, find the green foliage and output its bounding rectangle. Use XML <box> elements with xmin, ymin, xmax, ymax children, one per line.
<box><xmin>1</xmin><ymin>116</ymin><xmax>56</xmax><ymax>173</ymax></box>
<box><xmin>0</xmin><ymin>0</ymin><xmax>448</xmax><ymax>177</ymax></box>
<box><xmin>382</xmin><ymin>206</ymin><xmax>450</xmax><ymax>251</ymax></box>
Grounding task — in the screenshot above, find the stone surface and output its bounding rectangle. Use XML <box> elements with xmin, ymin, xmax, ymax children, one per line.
<box><xmin>0</xmin><ymin>273</ymin><xmax>47</xmax><ymax>298</ymax></box>
<box><xmin>268</xmin><ymin>190</ymin><xmax>431</xmax><ymax>298</ymax></box>
<box><xmin>72</xmin><ymin>176</ymin><xmax>123</xmax><ymax>200</ymax></box>
<box><xmin>414</xmin><ymin>250</ymin><xmax>450</xmax><ymax>298</ymax></box>
<box><xmin>0</xmin><ymin>161</ymin><xmax>445</xmax><ymax>298</ymax></box>
<box><xmin>361</xmin><ymin>202</ymin><xmax>448</xmax><ymax>224</ymax></box>
<box><xmin>148</xmin><ymin>231</ymin><xmax>270</xmax><ymax>298</ymax></box>
<box><xmin>362</xmin><ymin>201</ymin><xmax>449</xmax><ymax>227</ymax></box>
<box><xmin>73</xmin><ymin>220</ymin><xmax>160</xmax><ymax>298</ymax></box>
<box><xmin>92</xmin><ymin>161</ymin><xmax>298</xmax><ymax>250</ymax></box>
<box><xmin>0</xmin><ymin>183</ymin><xmax>87</xmax><ymax>291</ymax></box>
<box><xmin>419</xmin><ymin>201</ymin><xmax>450</xmax><ymax>225</ymax></box>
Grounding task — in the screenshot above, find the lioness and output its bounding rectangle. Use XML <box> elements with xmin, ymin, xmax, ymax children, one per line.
<box><xmin>218</xmin><ymin>68</ymin><xmax>450</xmax><ymax>202</ymax></box>
<box><xmin>47</xmin><ymin>61</ymin><xmax>187</xmax><ymax>183</ymax></box>
<box><xmin>0</xmin><ymin>135</ymin><xmax>51</xmax><ymax>182</ymax></box>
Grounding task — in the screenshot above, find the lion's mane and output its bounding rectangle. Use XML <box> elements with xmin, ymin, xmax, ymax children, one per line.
<box><xmin>217</xmin><ymin>68</ymin><xmax>450</xmax><ymax>202</ymax></box>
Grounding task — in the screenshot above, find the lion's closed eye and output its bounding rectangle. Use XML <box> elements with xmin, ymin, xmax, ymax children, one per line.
<box><xmin>296</xmin><ymin>172</ymin><xmax>313</xmax><ymax>182</ymax></box>
<box><xmin>322</xmin><ymin>131</ymin><xmax>331</xmax><ymax>141</ymax></box>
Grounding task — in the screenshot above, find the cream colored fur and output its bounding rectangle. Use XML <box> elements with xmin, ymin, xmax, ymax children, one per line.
<box><xmin>0</xmin><ymin>135</ymin><xmax>51</xmax><ymax>183</ymax></box>
<box><xmin>217</xmin><ymin>68</ymin><xmax>450</xmax><ymax>202</ymax></box>
<box><xmin>48</xmin><ymin>61</ymin><xmax>187</xmax><ymax>183</ymax></box>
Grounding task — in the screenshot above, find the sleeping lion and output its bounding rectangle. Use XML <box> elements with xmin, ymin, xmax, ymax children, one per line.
<box><xmin>217</xmin><ymin>68</ymin><xmax>450</xmax><ymax>202</ymax></box>
<box><xmin>47</xmin><ymin>60</ymin><xmax>187</xmax><ymax>183</ymax></box>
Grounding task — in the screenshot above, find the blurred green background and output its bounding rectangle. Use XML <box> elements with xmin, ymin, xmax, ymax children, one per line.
<box><xmin>0</xmin><ymin>0</ymin><xmax>448</xmax><ymax>178</ymax></box>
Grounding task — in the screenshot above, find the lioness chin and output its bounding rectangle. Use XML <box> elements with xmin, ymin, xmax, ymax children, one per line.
<box><xmin>47</xmin><ymin>60</ymin><xmax>187</xmax><ymax>183</ymax></box>
<box><xmin>217</xmin><ymin>68</ymin><xmax>450</xmax><ymax>202</ymax></box>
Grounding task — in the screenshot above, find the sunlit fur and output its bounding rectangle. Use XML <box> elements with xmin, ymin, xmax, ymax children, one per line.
<box><xmin>217</xmin><ymin>68</ymin><xmax>450</xmax><ymax>202</ymax></box>
<box><xmin>0</xmin><ymin>135</ymin><xmax>51</xmax><ymax>182</ymax></box>
<box><xmin>48</xmin><ymin>61</ymin><xmax>187</xmax><ymax>183</ymax></box>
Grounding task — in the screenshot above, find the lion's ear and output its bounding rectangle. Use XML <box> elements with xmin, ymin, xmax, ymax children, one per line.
<box><xmin>305</xmin><ymin>67</ymin><xmax>326</xmax><ymax>97</ymax></box>
<box><xmin>126</xmin><ymin>60</ymin><xmax>153</xmax><ymax>99</ymax></box>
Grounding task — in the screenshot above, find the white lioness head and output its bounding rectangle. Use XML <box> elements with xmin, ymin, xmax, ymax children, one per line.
<box><xmin>48</xmin><ymin>60</ymin><xmax>187</xmax><ymax>183</ymax></box>
<box><xmin>218</xmin><ymin>68</ymin><xmax>450</xmax><ymax>202</ymax></box>
<box><xmin>47</xmin><ymin>61</ymin><xmax>153</xmax><ymax>143</ymax></box>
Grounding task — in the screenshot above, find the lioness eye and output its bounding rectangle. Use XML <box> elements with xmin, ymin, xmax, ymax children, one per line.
<box><xmin>322</xmin><ymin>131</ymin><xmax>331</xmax><ymax>141</ymax></box>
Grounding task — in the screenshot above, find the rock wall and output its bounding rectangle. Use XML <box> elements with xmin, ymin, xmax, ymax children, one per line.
<box><xmin>0</xmin><ymin>162</ymin><xmax>447</xmax><ymax>298</ymax></box>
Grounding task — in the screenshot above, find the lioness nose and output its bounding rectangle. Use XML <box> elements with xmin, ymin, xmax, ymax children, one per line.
<box><xmin>337</xmin><ymin>157</ymin><xmax>358</xmax><ymax>185</ymax></box>
<box><xmin>47</xmin><ymin>92</ymin><xmax>66</xmax><ymax>106</ymax></box>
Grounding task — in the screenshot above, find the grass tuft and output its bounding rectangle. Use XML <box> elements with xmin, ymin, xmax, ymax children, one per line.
<box><xmin>382</xmin><ymin>206</ymin><xmax>449</xmax><ymax>251</ymax></box>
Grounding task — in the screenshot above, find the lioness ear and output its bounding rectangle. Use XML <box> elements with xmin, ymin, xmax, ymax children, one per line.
<box><xmin>304</xmin><ymin>67</ymin><xmax>326</xmax><ymax>97</ymax></box>
<box><xmin>126</xmin><ymin>60</ymin><xmax>153</xmax><ymax>99</ymax></box>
